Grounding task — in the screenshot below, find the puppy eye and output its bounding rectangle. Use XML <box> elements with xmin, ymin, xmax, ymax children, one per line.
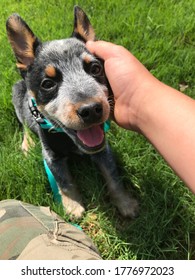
<box><xmin>89</xmin><ymin>62</ymin><xmax>103</xmax><ymax>76</ymax></box>
<box><xmin>41</xmin><ymin>79</ymin><xmax>57</xmax><ymax>91</ymax></box>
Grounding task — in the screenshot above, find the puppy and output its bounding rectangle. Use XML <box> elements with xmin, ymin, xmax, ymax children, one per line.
<box><xmin>6</xmin><ymin>6</ymin><xmax>138</xmax><ymax>218</ymax></box>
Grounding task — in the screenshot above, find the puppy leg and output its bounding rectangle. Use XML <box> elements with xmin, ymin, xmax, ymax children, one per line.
<box><xmin>91</xmin><ymin>143</ymin><xmax>138</xmax><ymax>218</ymax></box>
<box><xmin>21</xmin><ymin>128</ymin><xmax>35</xmax><ymax>155</ymax></box>
<box><xmin>44</xmin><ymin>151</ymin><xmax>85</xmax><ymax>219</ymax></box>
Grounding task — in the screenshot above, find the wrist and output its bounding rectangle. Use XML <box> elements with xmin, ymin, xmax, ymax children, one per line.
<box><xmin>125</xmin><ymin>74</ymin><xmax>162</xmax><ymax>133</ymax></box>
<box><xmin>133</xmin><ymin>80</ymin><xmax>187</xmax><ymax>138</ymax></box>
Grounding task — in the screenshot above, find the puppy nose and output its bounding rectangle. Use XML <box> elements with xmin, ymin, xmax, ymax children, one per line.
<box><xmin>77</xmin><ymin>102</ymin><xmax>103</xmax><ymax>123</ymax></box>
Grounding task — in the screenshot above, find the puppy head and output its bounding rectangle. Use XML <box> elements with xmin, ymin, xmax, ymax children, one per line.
<box><xmin>6</xmin><ymin>6</ymin><xmax>112</xmax><ymax>154</ymax></box>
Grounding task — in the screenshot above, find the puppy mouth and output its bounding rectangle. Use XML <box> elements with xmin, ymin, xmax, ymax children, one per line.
<box><xmin>63</xmin><ymin>124</ymin><xmax>105</xmax><ymax>154</ymax></box>
<box><xmin>77</xmin><ymin>124</ymin><xmax>104</xmax><ymax>147</ymax></box>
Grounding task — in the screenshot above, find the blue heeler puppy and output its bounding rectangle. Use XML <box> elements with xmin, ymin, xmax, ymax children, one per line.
<box><xmin>6</xmin><ymin>6</ymin><xmax>138</xmax><ymax>218</ymax></box>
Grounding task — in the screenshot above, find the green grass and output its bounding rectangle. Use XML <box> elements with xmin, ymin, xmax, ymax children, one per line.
<box><xmin>0</xmin><ymin>0</ymin><xmax>195</xmax><ymax>260</ymax></box>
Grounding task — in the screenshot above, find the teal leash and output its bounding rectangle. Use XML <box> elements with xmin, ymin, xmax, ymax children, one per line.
<box><xmin>43</xmin><ymin>159</ymin><xmax>62</xmax><ymax>203</ymax></box>
<box><xmin>44</xmin><ymin>159</ymin><xmax>82</xmax><ymax>230</ymax></box>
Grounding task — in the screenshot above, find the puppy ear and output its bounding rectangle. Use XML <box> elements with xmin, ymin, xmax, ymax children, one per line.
<box><xmin>72</xmin><ymin>6</ymin><xmax>96</xmax><ymax>42</ymax></box>
<box><xmin>6</xmin><ymin>14</ymin><xmax>41</xmax><ymax>71</ymax></box>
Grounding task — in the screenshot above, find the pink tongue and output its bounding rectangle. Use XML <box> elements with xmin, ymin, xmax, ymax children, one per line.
<box><xmin>77</xmin><ymin>126</ymin><xmax>104</xmax><ymax>147</ymax></box>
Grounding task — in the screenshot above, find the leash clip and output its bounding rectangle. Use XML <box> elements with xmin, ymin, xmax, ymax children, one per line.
<box><xmin>29</xmin><ymin>97</ymin><xmax>64</xmax><ymax>133</ymax></box>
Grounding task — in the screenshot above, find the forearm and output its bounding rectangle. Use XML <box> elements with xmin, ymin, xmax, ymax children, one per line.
<box><xmin>137</xmin><ymin>81</ymin><xmax>195</xmax><ymax>192</ymax></box>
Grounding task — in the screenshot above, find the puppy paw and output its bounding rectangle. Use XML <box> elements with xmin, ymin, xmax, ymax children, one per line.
<box><xmin>60</xmin><ymin>191</ymin><xmax>85</xmax><ymax>219</ymax></box>
<box><xmin>66</xmin><ymin>202</ymin><xmax>85</xmax><ymax>219</ymax></box>
<box><xmin>114</xmin><ymin>193</ymin><xmax>139</xmax><ymax>218</ymax></box>
<box><xmin>119</xmin><ymin>197</ymin><xmax>139</xmax><ymax>218</ymax></box>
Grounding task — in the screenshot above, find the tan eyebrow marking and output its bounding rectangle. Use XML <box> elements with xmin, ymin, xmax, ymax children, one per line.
<box><xmin>82</xmin><ymin>52</ymin><xmax>93</xmax><ymax>64</ymax></box>
<box><xmin>45</xmin><ymin>65</ymin><xmax>56</xmax><ymax>77</ymax></box>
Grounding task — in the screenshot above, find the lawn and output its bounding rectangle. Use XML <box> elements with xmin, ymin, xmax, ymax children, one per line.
<box><xmin>0</xmin><ymin>0</ymin><xmax>195</xmax><ymax>260</ymax></box>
